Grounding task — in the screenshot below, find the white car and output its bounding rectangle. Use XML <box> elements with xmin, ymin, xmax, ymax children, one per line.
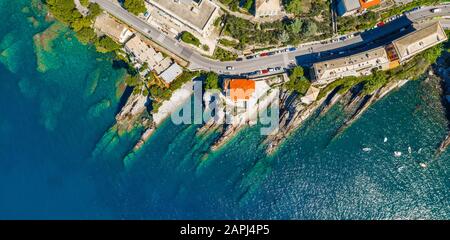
<box><xmin>226</xmin><ymin>66</ymin><xmax>234</xmax><ymax>70</ymax></box>
<box><xmin>432</xmin><ymin>8</ymin><xmax>442</xmax><ymax>13</ymax></box>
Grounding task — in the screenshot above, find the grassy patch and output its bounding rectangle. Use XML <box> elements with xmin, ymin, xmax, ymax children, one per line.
<box><xmin>180</xmin><ymin>31</ymin><xmax>201</xmax><ymax>47</ymax></box>
<box><xmin>212</xmin><ymin>47</ymin><xmax>238</xmax><ymax>61</ymax></box>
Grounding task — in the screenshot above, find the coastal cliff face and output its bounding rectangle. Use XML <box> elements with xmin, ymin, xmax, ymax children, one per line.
<box><xmin>194</xmin><ymin>75</ymin><xmax>431</xmax><ymax>157</ymax></box>
<box><xmin>435</xmin><ymin>52</ymin><xmax>450</xmax><ymax>155</ymax></box>
<box><xmin>263</xmin><ymin>79</ymin><xmax>411</xmax><ymax>155</ymax></box>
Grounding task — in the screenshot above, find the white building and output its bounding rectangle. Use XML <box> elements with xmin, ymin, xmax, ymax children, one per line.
<box><xmin>146</xmin><ymin>0</ymin><xmax>220</xmax><ymax>37</ymax></box>
<box><xmin>124</xmin><ymin>36</ymin><xmax>164</xmax><ymax>69</ymax></box>
<box><xmin>392</xmin><ymin>22</ymin><xmax>447</xmax><ymax>62</ymax></box>
<box><xmin>312</xmin><ymin>47</ymin><xmax>391</xmax><ymax>84</ymax></box>
<box><xmin>159</xmin><ymin>63</ymin><xmax>183</xmax><ymax>84</ymax></box>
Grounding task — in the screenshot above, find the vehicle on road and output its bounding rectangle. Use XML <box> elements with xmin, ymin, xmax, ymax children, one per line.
<box><xmin>226</xmin><ymin>66</ymin><xmax>234</xmax><ymax>70</ymax></box>
<box><xmin>432</xmin><ymin>8</ymin><xmax>442</xmax><ymax>13</ymax></box>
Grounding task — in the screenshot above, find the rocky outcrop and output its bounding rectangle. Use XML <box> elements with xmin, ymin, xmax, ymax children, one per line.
<box><xmin>435</xmin><ymin>55</ymin><xmax>450</xmax><ymax>155</ymax></box>
<box><xmin>115</xmin><ymin>92</ymin><xmax>150</xmax><ymax>134</ymax></box>
<box><xmin>264</xmin><ymin>90</ymin><xmax>327</xmax><ymax>155</ymax></box>
<box><xmin>334</xmin><ymin>79</ymin><xmax>409</xmax><ymax>139</ymax></box>
<box><xmin>209</xmin><ymin>88</ymin><xmax>280</xmax><ymax>151</ymax></box>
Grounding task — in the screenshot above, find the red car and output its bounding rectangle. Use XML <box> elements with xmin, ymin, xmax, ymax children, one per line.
<box><xmin>260</xmin><ymin>52</ymin><xmax>269</xmax><ymax>57</ymax></box>
<box><xmin>377</xmin><ymin>21</ymin><xmax>385</xmax><ymax>27</ymax></box>
<box><xmin>261</xmin><ymin>69</ymin><xmax>269</xmax><ymax>74</ymax></box>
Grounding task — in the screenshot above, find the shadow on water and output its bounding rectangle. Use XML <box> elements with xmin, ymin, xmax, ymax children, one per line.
<box><xmin>115</xmin><ymin>86</ymin><xmax>133</xmax><ymax>115</ymax></box>
<box><xmin>435</xmin><ymin>51</ymin><xmax>450</xmax><ymax>128</ymax></box>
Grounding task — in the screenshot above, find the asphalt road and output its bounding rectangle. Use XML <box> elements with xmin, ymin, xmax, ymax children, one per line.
<box><xmin>91</xmin><ymin>0</ymin><xmax>450</xmax><ymax>75</ymax></box>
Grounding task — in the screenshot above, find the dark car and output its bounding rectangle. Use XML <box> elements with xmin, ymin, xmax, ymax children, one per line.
<box><xmin>236</xmin><ymin>58</ymin><xmax>243</xmax><ymax>61</ymax></box>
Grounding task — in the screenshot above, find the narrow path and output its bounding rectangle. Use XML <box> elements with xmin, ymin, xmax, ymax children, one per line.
<box><xmin>74</xmin><ymin>0</ymin><xmax>89</xmax><ymax>16</ymax></box>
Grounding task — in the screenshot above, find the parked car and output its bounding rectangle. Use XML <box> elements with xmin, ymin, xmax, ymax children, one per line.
<box><xmin>432</xmin><ymin>8</ymin><xmax>442</xmax><ymax>13</ymax></box>
<box><xmin>377</xmin><ymin>21</ymin><xmax>385</xmax><ymax>27</ymax></box>
<box><xmin>261</xmin><ymin>69</ymin><xmax>269</xmax><ymax>74</ymax></box>
<box><xmin>268</xmin><ymin>68</ymin><xmax>275</xmax><ymax>72</ymax></box>
<box><xmin>288</xmin><ymin>47</ymin><xmax>297</xmax><ymax>52</ymax></box>
<box><xmin>260</xmin><ymin>52</ymin><xmax>269</xmax><ymax>57</ymax></box>
<box><xmin>226</xmin><ymin>66</ymin><xmax>234</xmax><ymax>70</ymax></box>
<box><xmin>246</xmin><ymin>55</ymin><xmax>254</xmax><ymax>60</ymax></box>
<box><xmin>274</xmin><ymin>67</ymin><xmax>282</xmax><ymax>71</ymax></box>
<box><xmin>236</xmin><ymin>58</ymin><xmax>243</xmax><ymax>61</ymax></box>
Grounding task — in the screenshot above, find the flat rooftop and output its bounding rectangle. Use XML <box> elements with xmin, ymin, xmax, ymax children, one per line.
<box><xmin>393</xmin><ymin>22</ymin><xmax>447</xmax><ymax>60</ymax></box>
<box><xmin>340</xmin><ymin>0</ymin><xmax>361</xmax><ymax>11</ymax></box>
<box><xmin>94</xmin><ymin>14</ymin><xmax>126</xmax><ymax>40</ymax></box>
<box><xmin>314</xmin><ymin>47</ymin><xmax>388</xmax><ymax>75</ymax></box>
<box><xmin>148</xmin><ymin>0</ymin><xmax>218</xmax><ymax>32</ymax></box>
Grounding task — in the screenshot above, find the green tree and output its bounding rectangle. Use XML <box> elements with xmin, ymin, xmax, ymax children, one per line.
<box><xmin>204</xmin><ymin>72</ymin><xmax>219</xmax><ymax>90</ymax></box>
<box><xmin>94</xmin><ymin>36</ymin><xmax>121</xmax><ymax>53</ymax></box>
<box><xmin>125</xmin><ymin>74</ymin><xmax>141</xmax><ymax>87</ymax></box>
<box><xmin>286</xmin><ymin>0</ymin><xmax>303</xmax><ymax>15</ymax></box>
<box><xmin>362</xmin><ymin>70</ymin><xmax>388</xmax><ymax>95</ymax></box>
<box><xmin>87</xmin><ymin>3</ymin><xmax>102</xmax><ymax>19</ymax></box>
<box><xmin>76</xmin><ymin>27</ymin><xmax>97</xmax><ymax>44</ymax></box>
<box><xmin>180</xmin><ymin>31</ymin><xmax>201</xmax><ymax>47</ymax></box>
<box><xmin>46</xmin><ymin>0</ymin><xmax>82</xmax><ymax>25</ymax></box>
<box><xmin>80</xmin><ymin>0</ymin><xmax>89</xmax><ymax>7</ymax></box>
<box><xmin>279</xmin><ymin>30</ymin><xmax>290</xmax><ymax>43</ymax></box>
<box><xmin>123</xmin><ymin>0</ymin><xmax>147</xmax><ymax>15</ymax></box>
<box><xmin>301</xmin><ymin>20</ymin><xmax>318</xmax><ymax>37</ymax></box>
<box><xmin>285</xmin><ymin>66</ymin><xmax>311</xmax><ymax>95</ymax></box>
<box><xmin>290</xmin><ymin>19</ymin><xmax>303</xmax><ymax>34</ymax></box>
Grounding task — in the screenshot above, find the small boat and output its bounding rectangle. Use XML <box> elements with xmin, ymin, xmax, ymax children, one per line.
<box><xmin>408</xmin><ymin>147</ymin><xmax>412</xmax><ymax>154</ymax></box>
<box><xmin>384</xmin><ymin>137</ymin><xmax>388</xmax><ymax>143</ymax></box>
<box><xmin>418</xmin><ymin>148</ymin><xmax>422</xmax><ymax>154</ymax></box>
<box><xmin>419</xmin><ymin>163</ymin><xmax>427</xmax><ymax>168</ymax></box>
<box><xmin>394</xmin><ymin>151</ymin><xmax>402</xmax><ymax>157</ymax></box>
<box><xmin>362</xmin><ymin>147</ymin><xmax>372</xmax><ymax>152</ymax></box>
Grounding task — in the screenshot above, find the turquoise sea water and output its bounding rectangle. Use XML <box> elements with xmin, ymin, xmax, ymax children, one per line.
<box><xmin>0</xmin><ymin>0</ymin><xmax>449</xmax><ymax>219</ymax></box>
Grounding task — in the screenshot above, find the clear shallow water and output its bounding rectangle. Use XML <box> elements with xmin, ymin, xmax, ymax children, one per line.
<box><xmin>0</xmin><ymin>0</ymin><xmax>448</xmax><ymax>219</ymax></box>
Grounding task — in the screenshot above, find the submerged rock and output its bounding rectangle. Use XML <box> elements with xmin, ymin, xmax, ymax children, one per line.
<box><xmin>87</xmin><ymin>99</ymin><xmax>111</xmax><ymax>119</ymax></box>
<box><xmin>33</xmin><ymin>22</ymin><xmax>65</xmax><ymax>73</ymax></box>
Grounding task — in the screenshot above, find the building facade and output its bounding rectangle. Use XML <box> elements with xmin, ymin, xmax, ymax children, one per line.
<box><xmin>312</xmin><ymin>47</ymin><xmax>391</xmax><ymax>84</ymax></box>
<box><xmin>311</xmin><ymin>22</ymin><xmax>448</xmax><ymax>85</ymax></box>
<box><xmin>392</xmin><ymin>22</ymin><xmax>447</xmax><ymax>62</ymax></box>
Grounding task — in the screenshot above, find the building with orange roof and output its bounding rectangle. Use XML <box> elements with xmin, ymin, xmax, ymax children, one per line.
<box><xmin>359</xmin><ymin>0</ymin><xmax>381</xmax><ymax>10</ymax></box>
<box><xmin>224</xmin><ymin>79</ymin><xmax>256</xmax><ymax>102</ymax></box>
<box><xmin>337</xmin><ymin>0</ymin><xmax>381</xmax><ymax>16</ymax></box>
